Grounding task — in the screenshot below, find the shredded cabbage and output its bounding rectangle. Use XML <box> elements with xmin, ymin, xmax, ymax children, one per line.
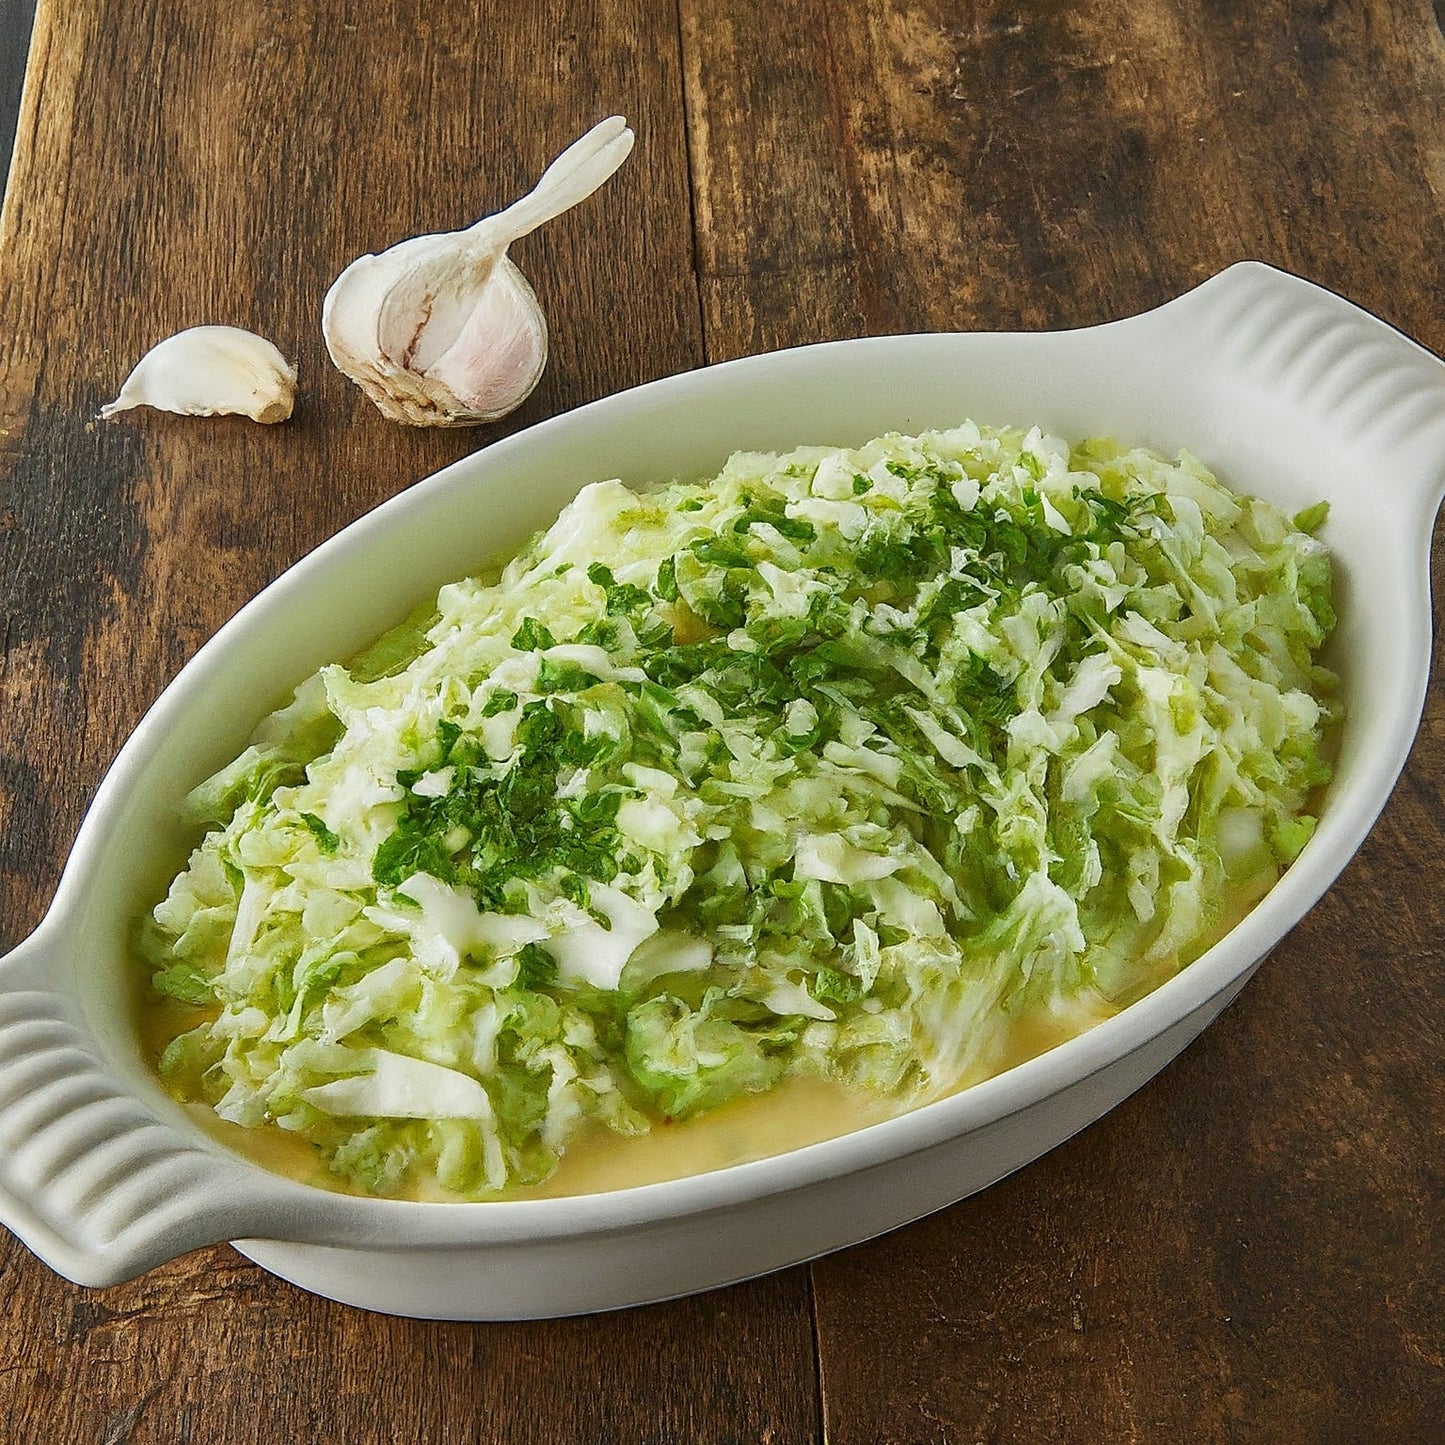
<box><xmin>139</xmin><ymin>422</ymin><xmax>1338</xmax><ymax>1197</ymax></box>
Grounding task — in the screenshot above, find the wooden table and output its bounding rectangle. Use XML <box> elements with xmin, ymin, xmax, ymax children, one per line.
<box><xmin>1</xmin><ymin>2</ymin><xmax>1441</xmax><ymax>1439</ymax></box>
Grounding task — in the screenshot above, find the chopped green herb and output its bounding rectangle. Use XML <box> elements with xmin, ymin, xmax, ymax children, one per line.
<box><xmin>299</xmin><ymin>812</ymin><xmax>341</xmax><ymax>855</ymax></box>
<box><xmin>140</xmin><ymin>421</ymin><xmax>1338</xmax><ymax>1203</ymax></box>
<box><xmin>511</xmin><ymin>617</ymin><xmax>556</xmax><ymax>652</ymax></box>
<box><xmin>481</xmin><ymin>689</ymin><xmax>519</xmax><ymax>717</ymax></box>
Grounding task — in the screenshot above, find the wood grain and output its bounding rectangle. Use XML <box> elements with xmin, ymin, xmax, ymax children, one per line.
<box><xmin>2</xmin><ymin>0</ymin><xmax>1443</xmax><ymax>1440</ymax></box>
<box><xmin>681</xmin><ymin>1</ymin><xmax>1445</xmax><ymax>1439</ymax></box>
<box><xmin>0</xmin><ymin>1249</ymin><xmax>819</xmax><ymax>1443</ymax></box>
<box><xmin>0</xmin><ymin>2</ymin><xmax>818</xmax><ymax>1442</ymax></box>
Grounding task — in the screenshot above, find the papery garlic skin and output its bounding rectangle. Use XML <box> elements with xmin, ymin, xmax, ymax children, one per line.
<box><xmin>101</xmin><ymin>326</ymin><xmax>297</xmax><ymax>424</ymax></box>
<box><xmin>323</xmin><ymin>242</ymin><xmax>547</xmax><ymax>426</ymax></box>
<box><xmin>323</xmin><ymin>115</ymin><xmax>634</xmax><ymax>427</ymax></box>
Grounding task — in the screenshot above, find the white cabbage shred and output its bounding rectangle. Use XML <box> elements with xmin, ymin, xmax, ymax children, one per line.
<box><xmin>140</xmin><ymin>423</ymin><xmax>1338</xmax><ymax>1197</ymax></box>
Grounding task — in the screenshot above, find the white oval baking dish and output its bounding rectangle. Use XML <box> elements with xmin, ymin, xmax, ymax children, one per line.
<box><xmin>1</xmin><ymin>262</ymin><xmax>1441</xmax><ymax>1320</ymax></box>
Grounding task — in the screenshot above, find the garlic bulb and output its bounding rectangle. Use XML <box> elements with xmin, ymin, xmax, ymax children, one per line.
<box><xmin>322</xmin><ymin>115</ymin><xmax>635</xmax><ymax>427</ymax></box>
<box><xmin>100</xmin><ymin>326</ymin><xmax>296</xmax><ymax>423</ymax></box>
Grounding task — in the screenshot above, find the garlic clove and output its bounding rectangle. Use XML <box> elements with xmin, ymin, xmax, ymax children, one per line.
<box><xmin>322</xmin><ymin>116</ymin><xmax>634</xmax><ymax>428</ymax></box>
<box><xmin>411</xmin><ymin>256</ymin><xmax>548</xmax><ymax>418</ymax></box>
<box><xmin>100</xmin><ymin>326</ymin><xmax>297</xmax><ymax>423</ymax></box>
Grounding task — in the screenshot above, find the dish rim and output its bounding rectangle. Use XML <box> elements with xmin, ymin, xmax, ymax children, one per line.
<box><xmin>4</xmin><ymin>259</ymin><xmax>1444</xmax><ymax>1268</ymax></box>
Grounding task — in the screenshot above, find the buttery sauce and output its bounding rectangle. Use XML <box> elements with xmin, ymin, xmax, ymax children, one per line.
<box><xmin>133</xmin><ymin>420</ymin><xmax>1339</xmax><ymax>1207</ymax></box>
<box><xmin>141</xmin><ymin>981</ymin><xmax>1120</xmax><ymax>1201</ymax></box>
<box><xmin>136</xmin><ymin>860</ymin><xmax>1276</xmax><ymax>1202</ymax></box>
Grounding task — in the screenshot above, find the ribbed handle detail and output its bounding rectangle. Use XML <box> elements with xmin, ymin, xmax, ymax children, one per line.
<box><xmin>1159</xmin><ymin>263</ymin><xmax>1445</xmax><ymax>515</ymax></box>
<box><xmin>0</xmin><ymin>938</ymin><xmax>284</xmax><ymax>1287</ymax></box>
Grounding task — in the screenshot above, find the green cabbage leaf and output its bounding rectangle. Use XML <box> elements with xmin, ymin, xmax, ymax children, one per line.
<box><xmin>139</xmin><ymin>423</ymin><xmax>1338</xmax><ymax>1196</ymax></box>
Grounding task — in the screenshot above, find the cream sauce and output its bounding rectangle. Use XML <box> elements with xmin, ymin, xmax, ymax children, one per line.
<box><xmin>135</xmin><ymin>868</ymin><xmax>1279</xmax><ymax>1202</ymax></box>
<box><xmin>140</xmin><ymin>978</ymin><xmax>1117</xmax><ymax>1201</ymax></box>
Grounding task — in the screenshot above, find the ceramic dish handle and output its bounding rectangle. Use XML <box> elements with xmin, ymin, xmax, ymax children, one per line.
<box><xmin>0</xmin><ymin>922</ymin><xmax>293</xmax><ymax>1287</ymax></box>
<box><xmin>1165</xmin><ymin>262</ymin><xmax>1445</xmax><ymax>519</ymax></box>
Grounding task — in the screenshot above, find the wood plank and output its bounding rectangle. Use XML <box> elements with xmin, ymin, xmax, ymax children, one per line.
<box><xmin>0</xmin><ymin>1248</ymin><xmax>819</xmax><ymax>1443</ymax></box>
<box><xmin>680</xmin><ymin>0</ymin><xmax>1445</xmax><ymax>1439</ymax></box>
<box><xmin>5</xmin><ymin>0</ymin><xmax>1445</xmax><ymax>1435</ymax></box>
<box><xmin>0</xmin><ymin>1</ymin><xmax>820</xmax><ymax>1440</ymax></box>
<box><xmin>684</xmin><ymin>0</ymin><xmax>1445</xmax><ymax>351</ymax></box>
